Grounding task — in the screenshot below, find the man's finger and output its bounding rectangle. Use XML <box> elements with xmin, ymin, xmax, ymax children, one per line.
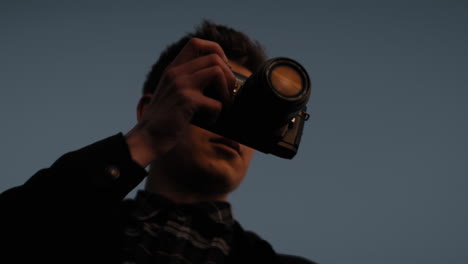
<box><xmin>170</xmin><ymin>38</ymin><xmax>228</xmax><ymax>67</ymax></box>
<box><xmin>188</xmin><ymin>65</ymin><xmax>231</xmax><ymax>105</ymax></box>
<box><xmin>191</xmin><ymin>92</ymin><xmax>224</xmax><ymax>126</ymax></box>
<box><xmin>170</xmin><ymin>54</ymin><xmax>236</xmax><ymax>90</ymax></box>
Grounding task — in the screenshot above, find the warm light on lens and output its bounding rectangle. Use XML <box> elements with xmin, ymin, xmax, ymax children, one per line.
<box><xmin>270</xmin><ymin>65</ymin><xmax>303</xmax><ymax>97</ymax></box>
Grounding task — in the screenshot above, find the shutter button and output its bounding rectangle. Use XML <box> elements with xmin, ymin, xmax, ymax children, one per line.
<box><xmin>106</xmin><ymin>165</ymin><xmax>120</xmax><ymax>179</ymax></box>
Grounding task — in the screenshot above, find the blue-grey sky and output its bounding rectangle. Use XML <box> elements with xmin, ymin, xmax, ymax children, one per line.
<box><xmin>1</xmin><ymin>1</ymin><xmax>467</xmax><ymax>263</ymax></box>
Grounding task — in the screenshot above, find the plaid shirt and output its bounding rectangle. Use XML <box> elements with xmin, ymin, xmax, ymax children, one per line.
<box><xmin>0</xmin><ymin>133</ymin><xmax>314</xmax><ymax>264</ymax></box>
<box><xmin>122</xmin><ymin>191</ymin><xmax>235</xmax><ymax>264</ymax></box>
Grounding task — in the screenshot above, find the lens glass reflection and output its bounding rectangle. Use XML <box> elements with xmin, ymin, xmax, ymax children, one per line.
<box><xmin>270</xmin><ymin>65</ymin><xmax>303</xmax><ymax>97</ymax></box>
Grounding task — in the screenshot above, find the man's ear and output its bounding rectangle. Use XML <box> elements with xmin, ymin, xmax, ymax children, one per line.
<box><xmin>136</xmin><ymin>94</ymin><xmax>153</xmax><ymax>121</ymax></box>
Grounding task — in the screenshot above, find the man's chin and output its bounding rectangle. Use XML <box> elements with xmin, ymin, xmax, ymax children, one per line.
<box><xmin>179</xmin><ymin>162</ymin><xmax>240</xmax><ymax>197</ymax></box>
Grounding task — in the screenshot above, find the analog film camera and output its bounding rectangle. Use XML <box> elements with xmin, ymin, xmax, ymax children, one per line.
<box><xmin>197</xmin><ymin>57</ymin><xmax>311</xmax><ymax>159</ymax></box>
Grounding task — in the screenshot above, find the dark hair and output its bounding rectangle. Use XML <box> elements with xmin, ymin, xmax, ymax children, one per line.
<box><xmin>142</xmin><ymin>20</ymin><xmax>267</xmax><ymax>95</ymax></box>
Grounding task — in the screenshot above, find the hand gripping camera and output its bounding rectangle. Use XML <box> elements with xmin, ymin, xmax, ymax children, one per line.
<box><xmin>199</xmin><ymin>57</ymin><xmax>311</xmax><ymax>159</ymax></box>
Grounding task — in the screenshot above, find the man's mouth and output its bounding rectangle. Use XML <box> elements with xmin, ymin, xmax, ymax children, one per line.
<box><xmin>209</xmin><ymin>137</ymin><xmax>241</xmax><ymax>154</ymax></box>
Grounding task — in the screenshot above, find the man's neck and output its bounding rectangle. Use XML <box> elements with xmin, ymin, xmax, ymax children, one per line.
<box><xmin>145</xmin><ymin>170</ymin><xmax>228</xmax><ymax>204</ymax></box>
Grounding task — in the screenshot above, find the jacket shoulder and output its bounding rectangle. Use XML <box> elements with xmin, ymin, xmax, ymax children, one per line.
<box><xmin>278</xmin><ymin>253</ymin><xmax>318</xmax><ymax>264</ymax></box>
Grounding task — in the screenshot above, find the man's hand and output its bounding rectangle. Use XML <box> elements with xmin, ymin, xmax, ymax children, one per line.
<box><xmin>125</xmin><ymin>38</ymin><xmax>236</xmax><ymax>168</ymax></box>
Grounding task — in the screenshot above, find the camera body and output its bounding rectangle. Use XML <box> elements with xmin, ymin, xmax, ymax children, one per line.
<box><xmin>198</xmin><ymin>57</ymin><xmax>311</xmax><ymax>159</ymax></box>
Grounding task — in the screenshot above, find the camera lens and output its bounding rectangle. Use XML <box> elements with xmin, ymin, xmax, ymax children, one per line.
<box><xmin>270</xmin><ymin>65</ymin><xmax>303</xmax><ymax>97</ymax></box>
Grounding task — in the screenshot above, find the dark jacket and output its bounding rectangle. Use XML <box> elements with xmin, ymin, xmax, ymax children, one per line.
<box><xmin>0</xmin><ymin>133</ymin><xmax>315</xmax><ymax>264</ymax></box>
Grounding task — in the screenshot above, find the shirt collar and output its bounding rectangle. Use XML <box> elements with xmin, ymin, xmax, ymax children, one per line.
<box><xmin>134</xmin><ymin>190</ymin><xmax>235</xmax><ymax>226</ymax></box>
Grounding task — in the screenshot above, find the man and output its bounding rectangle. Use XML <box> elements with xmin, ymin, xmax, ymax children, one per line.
<box><xmin>0</xmin><ymin>21</ymin><xmax>314</xmax><ymax>264</ymax></box>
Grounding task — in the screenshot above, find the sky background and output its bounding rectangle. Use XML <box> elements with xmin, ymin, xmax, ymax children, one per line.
<box><xmin>1</xmin><ymin>1</ymin><xmax>467</xmax><ymax>263</ymax></box>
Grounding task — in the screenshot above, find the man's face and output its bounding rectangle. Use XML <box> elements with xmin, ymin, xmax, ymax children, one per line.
<box><xmin>153</xmin><ymin>61</ymin><xmax>256</xmax><ymax>197</ymax></box>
